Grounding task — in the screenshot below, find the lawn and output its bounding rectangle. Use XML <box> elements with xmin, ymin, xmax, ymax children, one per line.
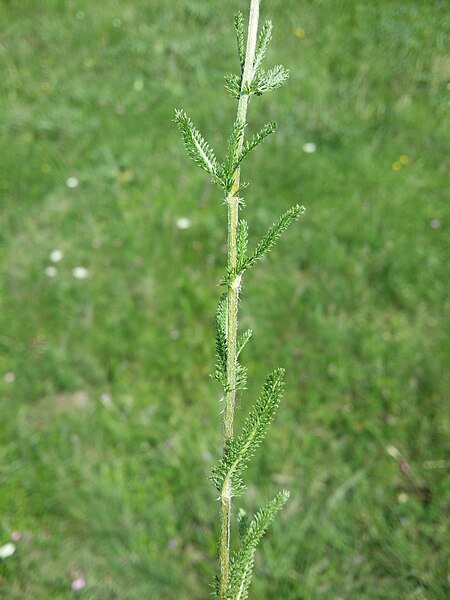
<box><xmin>0</xmin><ymin>0</ymin><xmax>449</xmax><ymax>598</ymax></box>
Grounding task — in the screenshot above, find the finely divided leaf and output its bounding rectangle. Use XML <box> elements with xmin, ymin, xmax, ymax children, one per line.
<box><xmin>234</xmin><ymin>12</ymin><xmax>245</xmax><ymax>73</ymax></box>
<box><xmin>212</xmin><ymin>294</ymin><xmax>228</xmax><ymax>387</ymax></box>
<box><xmin>236</xmin><ymin>220</ymin><xmax>249</xmax><ymax>268</ymax></box>
<box><xmin>251</xmin><ymin>64</ymin><xmax>290</xmax><ymax>96</ymax></box>
<box><xmin>237</xmin><ymin>121</ymin><xmax>277</xmax><ymax>168</ymax></box>
<box><xmin>240</xmin><ymin>204</ymin><xmax>306</xmax><ymax>273</ymax></box>
<box><xmin>225</xmin><ymin>73</ymin><xmax>242</xmax><ymax>100</ymax></box>
<box><xmin>226</xmin><ymin>119</ymin><xmax>246</xmax><ymax>176</ymax></box>
<box><xmin>237</xmin><ymin>328</ymin><xmax>252</xmax><ymax>358</ymax></box>
<box><xmin>237</xmin><ymin>508</ymin><xmax>250</xmax><ymax>540</ymax></box>
<box><xmin>235</xmin><ymin>362</ymin><xmax>248</xmax><ymax>391</ymax></box>
<box><xmin>253</xmin><ymin>20</ymin><xmax>273</xmax><ymax>76</ymax></box>
<box><xmin>174</xmin><ymin>109</ymin><xmax>220</xmax><ymax>178</ymax></box>
<box><xmin>227</xmin><ymin>491</ymin><xmax>290</xmax><ymax>600</ymax></box>
<box><xmin>210</xmin><ymin>368</ymin><xmax>285</xmax><ymax>494</ymax></box>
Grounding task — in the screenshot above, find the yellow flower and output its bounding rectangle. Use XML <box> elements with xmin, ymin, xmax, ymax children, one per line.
<box><xmin>392</xmin><ymin>161</ymin><xmax>401</xmax><ymax>171</ymax></box>
<box><xmin>294</xmin><ymin>27</ymin><xmax>305</xmax><ymax>39</ymax></box>
<box><xmin>399</xmin><ymin>154</ymin><xmax>410</xmax><ymax>165</ymax></box>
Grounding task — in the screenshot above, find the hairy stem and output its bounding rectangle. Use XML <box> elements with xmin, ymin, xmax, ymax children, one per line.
<box><xmin>219</xmin><ymin>1</ymin><xmax>261</xmax><ymax>597</ymax></box>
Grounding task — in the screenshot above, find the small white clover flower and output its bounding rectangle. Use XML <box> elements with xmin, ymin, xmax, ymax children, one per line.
<box><xmin>302</xmin><ymin>142</ymin><xmax>316</xmax><ymax>154</ymax></box>
<box><xmin>431</xmin><ymin>219</ymin><xmax>441</xmax><ymax>229</ymax></box>
<box><xmin>49</xmin><ymin>249</ymin><xmax>64</xmax><ymax>262</ymax></box>
<box><xmin>66</xmin><ymin>177</ymin><xmax>79</xmax><ymax>189</ymax></box>
<box><xmin>176</xmin><ymin>217</ymin><xmax>191</xmax><ymax>230</ymax></box>
<box><xmin>0</xmin><ymin>543</ymin><xmax>16</xmax><ymax>559</ymax></box>
<box><xmin>45</xmin><ymin>266</ymin><xmax>58</xmax><ymax>277</ymax></box>
<box><xmin>72</xmin><ymin>266</ymin><xmax>89</xmax><ymax>279</ymax></box>
<box><xmin>4</xmin><ymin>372</ymin><xmax>15</xmax><ymax>383</ymax></box>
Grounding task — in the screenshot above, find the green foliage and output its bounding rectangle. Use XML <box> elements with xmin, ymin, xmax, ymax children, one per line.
<box><xmin>224</xmin><ymin>118</ymin><xmax>247</xmax><ymax>189</ymax></box>
<box><xmin>236</xmin><ymin>220</ymin><xmax>249</xmax><ymax>269</ymax></box>
<box><xmin>237</xmin><ymin>508</ymin><xmax>250</xmax><ymax>540</ymax></box>
<box><xmin>1</xmin><ymin>1</ymin><xmax>448</xmax><ymax>598</ymax></box>
<box><xmin>237</xmin><ymin>121</ymin><xmax>277</xmax><ymax>168</ymax></box>
<box><xmin>226</xmin><ymin>491</ymin><xmax>290</xmax><ymax>600</ymax></box>
<box><xmin>174</xmin><ymin>109</ymin><xmax>222</xmax><ymax>185</ymax></box>
<box><xmin>253</xmin><ymin>20</ymin><xmax>273</xmax><ymax>76</ymax></box>
<box><xmin>225</xmin><ymin>73</ymin><xmax>242</xmax><ymax>100</ymax></box>
<box><xmin>239</xmin><ymin>204</ymin><xmax>306</xmax><ymax>273</ymax></box>
<box><xmin>249</xmin><ymin>64</ymin><xmax>290</xmax><ymax>96</ymax></box>
<box><xmin>234</xmin><ymin>12</ymin><xmax>245</xmax><ymax>74</ymax></box>
<box><xmin>225</xmin><ymin>11</ymin><xmax>289</xmax><ymax>101</ymax></box>
<box><xmin>236</xmin><ymin>328</ymin><xmax>253</xmax><ymax>358</ymax></box>
<box><xmin>212</xmin><ymin>294</ymin><xmax>228</xmax><ymax>388</ymax></box>
<box><xmin>210</xmin><ymin>368</ymin><xmax>285</xmax><ymax>496</ymax></box>
<box><xmin>176</xmin><ymin>4</ymin><xmax>300</xmax><ymax>596</ymax></box>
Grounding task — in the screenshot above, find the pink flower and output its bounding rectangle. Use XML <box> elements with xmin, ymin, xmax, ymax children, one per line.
<box><xmin>71</xmin><ymin>578</ymin><xmax>86</xmax><ymax>591</ymax></box>
<box><xmin>11</xmin><ymin>532</ymin><xmax>21</xmax><ymax>542</ymax></box>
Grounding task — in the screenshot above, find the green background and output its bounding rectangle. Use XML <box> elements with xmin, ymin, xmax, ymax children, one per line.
<box><xmin>0</xmin><ymin>0</ymin><xmax>449</xmax><ymax>598</ymax></box>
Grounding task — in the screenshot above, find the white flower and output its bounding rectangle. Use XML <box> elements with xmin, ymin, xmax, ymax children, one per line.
<box><xmin>66</xmin><ymin>177</ymin><xmax>79</xmax><ymax>189</ymax></box>
<box><xmin>72</xmin><ymin>266</ymin><xmax>89</xmax><ymax>279</ymax></box>
<box><xmin>50</xmin><ymin>249</ymin><xmax>64</xmax><ymax>262</ymax></box>
<box><xmin>45</xmin><ymin>266</ymin><xmax>58</xmax><ymax>277</ymax></box>
<box><xmin>176</xmin><ymin>217</ymin><xmax>191</xmax><ymax>230</ymax></box>
<box><xmin>431</xmin><ymin>219</ymin><xmax>441</xmax><ymax>229</ymax></box>
<box><xmin>0</xmin><ymin>543</ymin><xmax>16</xmax><ymax>559</ymax></box>
<box><xmin>302</xmin><ymin>142</ymin><xmax>316</xmax><ymax>154</ymax></box>
<box><xmin>4</xmin><ymin>372</ymin><xmax>15</xmax><ymax>383</ymax></box>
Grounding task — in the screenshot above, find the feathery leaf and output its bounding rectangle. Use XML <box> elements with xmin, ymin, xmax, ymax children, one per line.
<box><xmin>226</xmin><ymin>119</ymin><xmax>246</xmax><ymax>177</ymax></box>
<box><xmin>225</xmin><ymin>73</ymin><xmax>242</xmax><ymax>100</ymax></box>
<box><xmin>235</xmin><ymin>362</ymin><xmax>248</xmax><ymax>391</ymax></box>
<box><xmin>237</xmin><ymin>121</ymin><xmax>277</xmax><ymax>168</ymax></box>
<box><xmin>210</xmin><ymin>368</ymin><xmax>285</xmax><ymax>494</ymax></box>
<box><xmin>212</xmin><ymin>294</ymin><xmax>228</xmax><ymax>387</ymax></box>
<box><xmin>251</xmin><ymin>64</ymin><xmax>290</xmax><ymax>95</ymax></box>
<box><xmin>227</xmin><ymin>491</ymin><xmax>290</xmax><ymax>600</ymax></box>
<box><xmin>174</xmin><ymin>109</ymin><xmax>220</xmax><ymax>179</ymax></box>
<box><xmin>253</xmin><ymin>20</ymin><xmax>273</xmax><ymax>76</ymax></box>
<box><xmin>237</xmin><ymin>328</ymin><xmax>252</xmax><ymax>358</ymax></box>
<box><xmin>240</xmin><ymin>205</ymin><xmax>306</xmax><ymax>273</ymax></box>
<box><xmin>236</xmin><ymin>220</ymin><xmax>249</xmax><ymax>268</ymax></box>
<box><xmin>237</xmin><ymin>508</ymin><xmax>250</xmax><ymax>540</ymax></box>
<box><xmin>234</xmin><ymin>12</ymin><xmax>245</xmax><ymax>74</ymax></box>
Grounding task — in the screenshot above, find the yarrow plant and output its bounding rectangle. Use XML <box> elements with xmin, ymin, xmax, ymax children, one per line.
<box><xmin>175</xmin><ymin>1</ymin><xmax>305</xmax><ymax>597</ymax></box>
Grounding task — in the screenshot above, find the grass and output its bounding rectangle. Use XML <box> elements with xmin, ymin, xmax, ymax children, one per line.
<box><xmin>0</xmin><ymin>0</ymin><xmax>449</xmax><ymax>598</ymax></box>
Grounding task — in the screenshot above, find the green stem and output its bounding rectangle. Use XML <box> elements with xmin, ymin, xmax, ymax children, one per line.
<box><xmin>219</xmin><ymin>1</ymin><xmax>261</xmax><ymax>598</ymax></box>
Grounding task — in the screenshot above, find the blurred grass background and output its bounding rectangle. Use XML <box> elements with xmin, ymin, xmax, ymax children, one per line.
<box><xmin>0</xmin><ymin>0</ymin><xmax>449</xmax><ymax>598</ymax></box>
